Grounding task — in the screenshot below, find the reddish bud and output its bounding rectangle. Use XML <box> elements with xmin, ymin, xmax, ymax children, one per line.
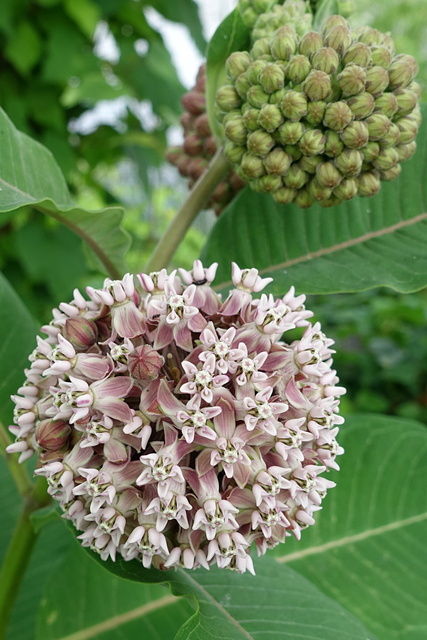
<box><xmin>128</xmin><ymin>345</ymin><xmax>164</xmax><ymax>382</ymax></box>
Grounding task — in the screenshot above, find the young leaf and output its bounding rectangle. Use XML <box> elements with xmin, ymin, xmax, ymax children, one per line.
<box><xmin>272</xmin><ymin>415</ymin><xmax>427</xmax><ymax>640</ymax></box>
<box><xmin>0</xmin><ymin>107</ymin><xmax>130</xmax><ymax>278</ymax></box>
<box><xmin>201</xmin><ymin>104</ymin><xmax>427</xmax><ymax>296</ymax></box>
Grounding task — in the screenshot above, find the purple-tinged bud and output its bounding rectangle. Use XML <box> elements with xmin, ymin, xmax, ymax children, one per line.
<box><xmin>226</xmin><ymin>51</ymin><xmax>251</xmax><ymax>79</ymax></box>
<box><xmin>323</xmin><ymin>101</ymin><xmax>354</xmax><ymax>132</ymax></box>
<box><xmin>251</xmin><ymin>37</ymin><xmax>272</xmax><ymax>59</ymax></box>
<box><xmin>333</xmin><ymin>177</ymin><xmax>359</xmax><ymax>200</ymax></box>
<box><xmin>299</xmin><ymin>155</ymin><xmax>322</xmax><ymax>173</ymax></box>
<box><xmin>204</xmin><ymin>136</ymin><xmax>217</xmax><ymax>157</ymax></box>
<box><xmin>361</xmin><ymin>141</ymin><xmax>380</xmax><ymax>162</ymax></box>
<box><xmin>224</xmin><ymin>117</ymin><xmax>248</xmax><ymax>144</ymax></box>
<box><xmin>302</xmin><ymin>71</ymin><xmax>332</xmax><ymax>101</ymax></box>
<box><xmin>308</xmin><ymin>178</ymin><xmax>333</xmax><ymax>202</ymax></box>
<box><xmin>128</xmin><ymin>345</ymin><xmax>164</xmax><ymax>382</ymax></box>
<box><xmin>272</xmin><ymin>186</ymin><xmax>296</xmax><ymax>203</ymax></box>
<box><xmin>347</xmin><ymin>92</ymin><xmax>375</xmax><ymax>120</ymax></box>
<box><xmin>235</xmin><ymin>73</ymin><xmax>251</xmax><ymax>99</ymax></box>
<box><xmin>243</xmin><ymin>107</ymin><xmax>261</xmax><ymax>131</ymax></box>
<box><xmin>372</xmin><ymin>147</ymin><xmax>400</xmax><ymax>171</ymax></box>
<box><xmin>247</xmin><ymin>85</ymin><xmax>270</xmax><ymax>108</ymax></box>
<box><xmin>334</xmin><ymin>149</ymin><xmax>364</xmax><ymax>177</ymax></box>
<box><xmin>298</xmin><ymin>32</ymin><xmax>323</xmax><ymax>58</ymax></box>
<box><xmin>283</xmin><ymin>164</ymin><xmax>308</xmax><ymax>189</ymax></box>
<box><xmin>63</xmin><ymin>317</ymin><xmax>98</xmax><ymax>352</ymax></box>
<box><xmin>187</xmin><ymin>157</ymin><xmax>209</xmax><ymax>180</ymax></box>
<box><xmin>323</xmin><ymin>25</ymin><xmax>353</xmax><ymax>55</ymax></box>
<box><xmin>394</xmin><ymin>88</ymin><xmax>418</xmax><ymax>118</ymax></box>
<box><xmin>343</xmin><ymin>42</ymin><xmax>372</xmax><ymax>67</ymax></box>
<box><xmin>165</xmin><ymin>146</ymin><xmax>182</xmax><ymax>166</ymax></box>
<box><xmin>278</xmin><ymin>120</ymin><xmax>305</xmax><ymax>144</ymax></box>
<box><xmin>247</xmin><ymin>130</ymin><xmax>275</xmax><ymax>157</ymax></box>
<box><xmin>357</xmin><ymin>171</ymin><xmax>381</xmax><ymax>197</ymax></box>
<box><xmin>316</xmin><ymin>161</ymin><xmax>342</xmax><ymax>188</ymax></box>
<box><xmin>246</xmin><ymin>60</ymin><xmax>268</xmax><ymax>85</ymax></box>
<box><xmin>35</xmin><ymin>419</ymin><xmax>71</xmax><ymax>451</ymax></box>
<box><xmin>194</xmin><ymin>114</ymin><xmax>211</xmax><ymax>137</ymax></box>
<box><xmin>337</xmin><ymin>64</ymin><xmax>366</xmax><ymax>97</ymax></box>
<box><xmin>356</xmin><ymin>27</ymin><xmax>383</xmax><ymax>47</ymax></box>
<box><xmin>258</xmin><ymin>63</ymin><xmax>285</xmax><ymax>94</ymax></box>
<box><xmin>224</xmin><ymin>142</ymin><xmax>246</xmax><ymax>164</ymax></box>
<box><xmin>395</xmin><ymin>116</ymin><xmax>419</xmax><ymax>144</ymax></box>
<box><xmin>379</xmin><ymin>164</ymin><xmax>402</xmax><ymax>181</ymax></box>
<box><xmin>183</xmin><ymin>134</ymin><xmax>204</xmax><ymax>156</ymax></box>
<box><xmin>388</xmin><ymin>54</ymin><xmax>418</xmax><ymax>89</ymax></box>
<box><xmin>240</xmin><ymin>152</ymin><xmax>265</xmax><ymax>179</ymax></box>
<box><xmin>321</xmin><ymin>15</ymin><xmax>349</xmax><ymax>34</ymax></box>
<box><xmin>365</xmin><ymin>66</ymin><xmax>389</xmax><ymax>97</ymax></box>
<box><xmin>365</xmin><ymin>113</ymin><xmax>391</xmax><ymax>141</ymax></box>
<box><xmin>280</xmin><ymin>90</ymin><xmax>308</xmax><ymax>120</ymax></box>
<box><xmin>306</xmin><ymin>101</ymin><xmax>326</xmax><ymax>125</ymax></box>
<box><xmin>370</xmin><ymin>45</ymin><xmax>393</xmax><ymax>68</ymax></box>
<box><xmin>379</xmin><ymin>123</ymin><xmax>401</xmax><ymax>148</ymax></box>
<box><xmin>396</xmin><ymin>141</ymin><xmax>417</xmax><ymax>162</ymax></box>
<box><xmin>251</xmin><ymin>174</ymin><xmax>283</xmax><ymax>193</ymax></box>
<box><xmin>340</xmin><ymin>121</ymin><xmax>369</xmax><ymax>149</ymax></box>
<box><xmin>294</xmin><ymin>188</ymin><xmax>314</xmax><ymax>208</ymax></box>
<box><xmin>263</xmin><ymin>148</ymin><xmax>292</xmax><ymax>175</ymax></box>
<box><xmin>324</xmin><ymin>130</ymin><xmax>345</xmax><ymax>157</ymax></box>
<box><xmin>182</xmin><ymin>91</ymin><xmax>205</xmax><ymax>115</ymax></box>
<box><xmin>299</xmin><ymin>129</ymin><xmax>325</xmax><ymax>156</ymax></box>
<box><xmin>270</xmin><ymin>27</ymin><xmax>298</xmax><ymax>61</ymax></box>
<box><xmin>286</xmin><ymin>54</ymin><xmax>311</xmax><ymax>84</ymax></box>
<box><xmin>312</xmin><ymin>47</ymin><xmax>340</xmax><ymax>74</ymax></box>
<box><xmin>216</xmin><ymin>85</ymin><xmax>241</xmax><ymax>111</ymax></box>
<box><xmin>373</xmin><ymin>93</ymin><xmax>398</xmax><ymax>119</ymax></box>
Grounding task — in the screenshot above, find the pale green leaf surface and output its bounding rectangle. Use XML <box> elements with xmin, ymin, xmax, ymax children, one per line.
<box><xmin>272</xmin><ymin>415</ymin><xmax>427</xmax><ymax>640</ymax></box>
<box><xmin>0</xmin><ymin>107</ymin><xmax>130</xmax><ymax>277</ymax></box>
<box><xmin>201</xmin><ymin>106</ymin><xmax>427</xmax><ymax>296</ymax></box>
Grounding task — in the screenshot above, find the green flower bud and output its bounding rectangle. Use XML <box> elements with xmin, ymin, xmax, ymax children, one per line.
<box><xmin>251</xmin><ymin>37</ymin><xmax>272</xmax><ymax>59</ymax></box>
<box><xmin>316</xmin><ymin>161</ymin><xmax>342</xmax><ymax>188</ymax></box>
<box><xmin>299</xmin><ymin>155</ymin><xmax>322</xmax><ymax>173</ymax></box>
<box><xmin>395</xmin><ymin>115</ymin><xmax>419</xmax><ymax>144</ymax></box>
<box><xmin>340</xmin><ymin>121</ymin><xmax>370</xmax><ymax>148</ymax></box>
<box><xmin>247</xmin><ymin>130</ymin><xmax>275</xmax><ymax>156</ymax></box>
<box><xmin>284</xmin><ymin>144</ymin><xmax>303</xmax><ymax>161</ymax></box>
<box><xmin>252</xmin><ymin>174</ymin><xmax>283</xmax><ymax>192</ymax></box>
<box><xmin>235</xmin><ymin>73</ymin><xmax>251</xmax><ymax>99</ymax></box>
<box><xmin>280</xmin><ymin>90</ymin><xmax>308</xmax><ymax>120</ymax></box>
<box><xmin>305</xmin><ymin>101</ymin><xmax>327</xmax><ymax>125</ymax></box>
<box><xmin>283</xmin><ymin>164</ymin><xmax>308</xmax><ymax>189</ymax></box>
<box><xmin>409</xmin><ymin>81</ymin><xmax>422</xmax><ymax>99</ymax></box>
<box><xmin>324</xmin><ymin>130</ymin><xmax>345</xmax><ymax>157</ymax></box>
<box><xmin>357</xmin><ymin>171</ymin><xmax>381</xmax><ymax>197</ymax></box>
<box><xmin>263</xmin><ymin>148</ymin><xmax>292</xmax><ymax>175</ymax></box>
<box><xmin>258</xmin><ymin>63</ymin><xmax>285</xmax><ymax>93</ymax></box>
<box><xmin>224</xmin><ymin>141</ymin><xmax>246</xmax><ymax>164</ymax></box>
<box><xmin>226</xmin><ymin>51</ymin><xmax>252</xmax><ymax>79</ymax></box>
<box><xmin>271</xmin><ymin>26</ymin><xmax>298</xmax><ymax>61</ymax></box>
<box><xmin>379</xmin><ymin>123</ymin><xmax>401</xmax><ymax>148</ymax></box>
<box><xmin>374</xmin><ymin>93</ymin><xmax>398</xmax><ymax>119</ymax></box>
<box><xmin>323</xmin><ymin>101</ymin><xmax>354</xmax><ymax>131</ymax></box>
<box><xmin>322</xmin><ymin>15</ymin><xmax>349</xmax><ymax>34</ymax></box>
<box><xmin>343</xmin><ymin>42</ymin><xmax>372</xmax><ymax>67</ymax></box>
<box><xmin>257</xmin><ymin>104</ymin><xmax>284</xmax><ymax>132</ymax></box>
<box><xmin>222</xmin><ymin>109</ymin><xmax>243</xmax><ymax>126</ymax></box>
<box><xmin>319</xmin><ymin>195</ymin><xmax>342</xmax><ymax>208</ymax></box>
<box><xmin>286</xmin><ymin>54</ymin><xmax>312</xmax><ymax>84</ymax></box>
<box><xmin>337</xmin><ymin>64</ymin><xmax>366</xmax><ymax>97</ymax></box>
<box><xmin>324</xmin><ymin>25</ymin><xmax>353</xmax><ymax>55</ymax></box>
<box><xmin>379</xmin><ymin>164</ymin><xmax>402</xmax><ymax>181</ymax></box>
<box><xmin>365</xmin><ymin>113</ymin><xmax>391</xmax><ymax>141</ymax></box>
<box><xmin>370</xmin><ymin>45</ymin><xmax>393</xmax><ymax>68</ymax></box>
<box><xmin>240</xmin><ymin>152</ymin><xmax>265</xmax><ymax>178</ymax></box>
<box><xmin>241</xmin><ymin>7</ymin><xmax>258</xmax><ymax>27</ymax></box>
<box><xmin>361</xmin><ymin>141</ymin><xmax>380</xmax><ymax>162</ymax></box>
<box><xmin>372</xmin><ymin>147</ymin><xmax>400</xmax><ymax>171</ymax></box>
<box><xmin>411</xmin><ymin>106</ymin><xmax>422</xmax><ymax>126</ymax></box>
<box><xmin>224</xmin><ymin>116</ymin><xmax>248</xmax><ymax>145</ymax></box>
<box><xmin>294</xmin><ymin>188</ymin><xmax>314</xmax><ymax>208</ymax></box>
<box><xmin>388</xmin><ymin>54</ymin><xmax>418</xmax><ymax>89</ymax></box>
<box><xmin>347</xmin><ymin>92</ymin><xmax>375</xmax><ymax>119</ymax></box>
<box><xmin>242</xmin><ymin>106</ymin><xmax>261</xmax><ymax>131</ymax></box>
<box><xmin>299</xmin><ymin>129</ymin><xmax>326</xmax><ymax>156</ymax></box>
<box><xmin>272</xmin><ymin>186</ymin><xmax>296</xmax><ymax>204</ymax></box>
<box><xmin>396</xmin><ymin>141</ymin><xmax>417</xmax><ymax>162</ymax></box>
<box><xmin>394</xmin><ymin>88</ymin><xmax>418</xmax><ymax>118</ymax></box>
<box><xmin>333</xmin><ymin>177</ymin><xmax>359</xmax><ymax>200</ymax></box>
<box><xmin>216</xmin><ymin>85</ymin><xmax>242</xmax><ymax>111</ymax></box>
<box><xmin>278</xmin><ymin>120</ymin><xmax>305</xmax><ymax>144</ymax></box>
<box><xmin>308</xmin><ymin>178</ymin><xmax>333</xmax><ymax>201</ymax></box>
<box><xmin>334</xmin><ymin>149</ymin><xmax>364</xmax><ymax>176</ymax></box>
<box><xmin>246</xmin><ymin>60</ymin><xmax>268</xmax><ymax>85</ymax></box>
<box><xmin>302</xmin><ymin>71</ymin><xmax>332</xmax><ymax>101</ymax></box>
<box><xmin>312</xmin><ymin>47</ymin><xmax>340</xmax><ymax>74</ymax></box>
<box><xmin>247</xmin><ymin>85</ymin><xmax>270</xmax><ymax>108</ymax></box>
<box><xmin>365</xmin><ymin>66</ymin><xmax>389</xmax><ymax>97</ymax></box>
<box><xmin>356</xmin><ymin>27</ymin><xmax>383</xmax><ymax>47</ymax></box>
<box><xmin>298</xmin><ymin>31</ymin><xmax>323</xmax><ymax>58</ymax></box>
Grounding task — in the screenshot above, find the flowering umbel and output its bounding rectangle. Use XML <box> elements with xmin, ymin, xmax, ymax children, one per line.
<box><xmin>217</xmin><ymin>2</ymin><xmax>421</xmax><ymax>208</ymax></box>
<box><xmin>7</xmin><ymin>263</ymin><xmax>345</xmax><ymax>574</ymax></box>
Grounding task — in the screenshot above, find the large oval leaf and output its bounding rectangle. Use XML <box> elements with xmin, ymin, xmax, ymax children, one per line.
<box><xmin>272</xmin><ymin>414</ymin><xmax>427</xmax><ymax>640</ymax></box>
<box><xmin>201</xmin><ymin>105</ymin><xmax>427</xmax><ymax>296</ymax></box>
<box><xmin>0</xmin><ymin>107</ymin><xmax>130</xmax><ymax>278</ymax></box>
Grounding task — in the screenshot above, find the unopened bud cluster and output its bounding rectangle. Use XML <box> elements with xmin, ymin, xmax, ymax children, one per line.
<box><xmin>8</xmin><ymin>262</ymin><xmax>344</xmax><ymax>574</ymax></box>
<box><xmin>166</xmin><ymin>65</ymin><xmax>245</xmax><ymax>215</ymax></box>
<box><xmin>216</xmin><ymin>8</ymin><xmax>421</xmax><ymax>208</ymax></box>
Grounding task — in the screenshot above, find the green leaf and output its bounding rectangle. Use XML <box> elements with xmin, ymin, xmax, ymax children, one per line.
<box><xmin>206</xmin><ymin>9</ymin><xmax>251</xmax><ymax>139</ymax></box>
<box><xmin>0</xmin><ymin>272</ymin><xmax>37</xmax><ymax>426</ymax></box>
<box><xmin>272</xmin><ymin>414</ymin><xmax>427</xmax><ymax>640</ymax></box>
<box><xmin>313</xmin><ymin>0</ymin><xmax>340</xmax><ymax>30</ymax></box>
<box><xmin>0</xmin><ymin>106</ymin><xmax>130</xmax><ymax>278</ymax></box>
<box><xmin>64</xmin><ymin>0</ymin><xmax>101</xmax><ymax>39</ymax></box>
<box><xmin>4</xmin><ymin>22</ymin><xmax>42</xmax><ymax>75</ymax></box>
<box><xmin>201</xmin><ymin>104</ymin><xmax>427</xmax><ymax>296</ymax></box>
<box><xmin>151</xmin><ymin>0</ymin><xmax>207</xmax><ymax>54</ymax></box>
<box><xmin>30</xmin><ymin>505</ymin><xmax>60</xmax><ymax>534</ymax></box>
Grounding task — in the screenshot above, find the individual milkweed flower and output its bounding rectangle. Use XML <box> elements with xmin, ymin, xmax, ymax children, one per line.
<box><xmin>7</xmin><ymin>262</ymin><xmax>344</xmax><ymax>574</ymax></box>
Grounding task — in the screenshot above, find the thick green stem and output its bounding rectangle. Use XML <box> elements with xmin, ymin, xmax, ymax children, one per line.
<box><xmin>145</xmin><ymin>148</ymin><xmax>229</xmax><ymax>272</ymax></box>
<box><xmin>0</xmin><ymin>425</ymin><xmax>33</xmax><ymax>499</ymax></box>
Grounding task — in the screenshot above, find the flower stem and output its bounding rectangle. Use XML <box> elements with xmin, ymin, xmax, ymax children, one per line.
<box><xmin>145</xmin><ymin>148</ymin><xmax>229</xmax><ymax>272</ymax></box>
<box><xmin>0</xmin><ymin>425</ymin><xmax>34</xmax><ymax>499</ymax></box>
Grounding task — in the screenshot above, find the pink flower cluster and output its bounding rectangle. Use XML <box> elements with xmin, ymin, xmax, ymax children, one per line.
<box><xmin>8</xmin><ymin>262</ymin><xmax>345</xmax><ymax>574</ymax></box>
